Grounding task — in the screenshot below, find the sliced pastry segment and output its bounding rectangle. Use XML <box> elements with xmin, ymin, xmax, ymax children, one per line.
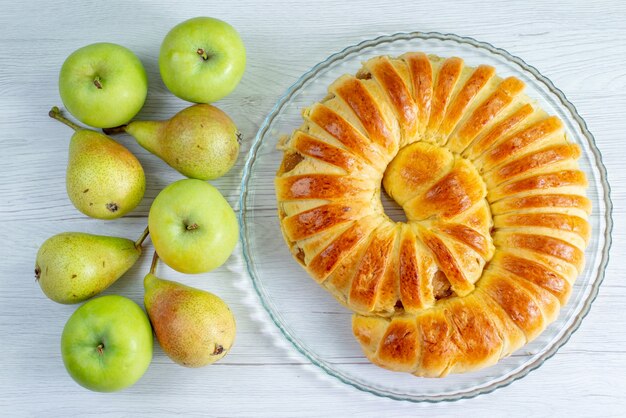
<box><xmin>382</xmin><ymin>141</ymin><xmax>454</xmax><ymax>206</ymax></box>
<box><xmin>402</xmin><ymin>157</ymin><xmax>487</xmax><ymax>221</ymax></box>
<box><xmin>447</xmin><ymin>77</ymin><xmax>527</xmax><ymax>154</ymax></box>
<box><xmin>362</xmin><ymin>56</ymin><xmax>419</xmax><ymax>144</ymax></box>
<box><xmin>401</xmin><ymin>52</ymin><xmax>433</xmax><ymax>135</ymax></box>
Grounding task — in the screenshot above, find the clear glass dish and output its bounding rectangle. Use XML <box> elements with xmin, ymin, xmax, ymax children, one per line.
<box><xmin>239</xmin><ymin>32</ymin><xmax>612</xmax><ymax>402</ymax></box>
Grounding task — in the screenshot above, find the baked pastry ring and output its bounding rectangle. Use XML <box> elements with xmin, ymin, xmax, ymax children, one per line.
<box><xmin>275</xmin><ymin>53</ymin><xmax>590</xmax><ymax>377</ymax></box>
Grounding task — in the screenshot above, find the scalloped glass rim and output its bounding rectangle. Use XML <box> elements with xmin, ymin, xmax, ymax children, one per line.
<box><xmin>239</xmin><ymin>32</ymin><xmax>613</xmax><ymax>402</ymax></box>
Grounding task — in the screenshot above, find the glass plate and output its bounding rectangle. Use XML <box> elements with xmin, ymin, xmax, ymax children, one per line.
<box><xmin>239</xmin><ymin>32</ymin><xmax>612</xmax><ymax>402</ymax></box>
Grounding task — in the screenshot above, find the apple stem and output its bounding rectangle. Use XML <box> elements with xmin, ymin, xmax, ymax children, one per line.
<box><xmin>102</xmin><ymin>125</ymin><xmax>127</xmax><ymax>135</ymax></box>
<box><xmin>135</xmin><ymin>226</ymin><xmax>150</xmax><ymax>249</ymax></box>
<box><xmin>93</xmin><ymin>76</ymin><xmax>103</xmax><ymax>89</ymax></box>
<box><xmin>96</xmin><ymin>343</ymin><xmax>104</xmax><ymax>355</ymax></box>
<box><xmin>48</xmin><ymin>107</ymin><xmax>82</xmax><ymax>131</ymax></box>
<box><xmin>196</xmin><ymin>48</ymin><xmax>209</xmax><ymax>60</ymax></box>
<box><xmin>150</xmin><ymin>251</ymin><xmax>159</xmax><ymax>275</ymax></box>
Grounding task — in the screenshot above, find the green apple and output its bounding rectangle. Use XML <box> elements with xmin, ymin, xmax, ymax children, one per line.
<box><xmin>159</xmin><ymin>17</ymin><xmax>246</xmax><ymax>103</ymax></box>
<box><xmin>61</xmin><ymin>295</ymin><xmax>153</xmax><ymax>392</ymax></box>
<box><xmin>148</xmin><ymin>179</ymin><xmax>238</xmax><ymax>273</ymax></box>
<box><xmin>59</xmin><ymin>43</ymin><xmax>148</xmax><ymax>128</ymax></box>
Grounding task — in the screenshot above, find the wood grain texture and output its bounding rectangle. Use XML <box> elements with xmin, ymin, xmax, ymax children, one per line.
<box><xmin>0</xmin><ymin>0</ymin><xmax>625</xmax><ymax>416</ymax></box>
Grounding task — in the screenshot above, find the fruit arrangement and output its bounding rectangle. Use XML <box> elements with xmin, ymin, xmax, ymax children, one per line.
<box><xmin>35</xmin><ymin>17</ymin><xmax>245</xmax><ymax>392</ymax></box>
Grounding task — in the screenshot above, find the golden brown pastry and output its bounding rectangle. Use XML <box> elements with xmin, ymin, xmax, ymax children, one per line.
<box><xmin>275</xmin><ymin>53</ymin><xmax>590</xmax><ymax>377</ymax></box>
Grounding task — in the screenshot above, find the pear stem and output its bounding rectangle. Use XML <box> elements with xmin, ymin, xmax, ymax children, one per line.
<box><xmin>102</xmin><ymin>125</ymin><xmax>128</xmax><ymax>135</ymax></box>
<box><xmin>150</xmin><ymin>252</ymin><xmax>159</xmax><ymax>275</ymax></box>
<box><xmin>48</xmin><ymin>107</ymin><xmax>82</xmax><ymax>131</ymax></box>
<box><xmin>135</xmin><ymin>226</ymin><xmax>150</xmax><ymax>249</ymax></box>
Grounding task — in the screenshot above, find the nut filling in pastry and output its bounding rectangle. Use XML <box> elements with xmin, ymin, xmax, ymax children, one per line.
<box><xmin>275</xmin><ymin>53</ymin><xmax>590</xmax><ymax>377</ymax></box>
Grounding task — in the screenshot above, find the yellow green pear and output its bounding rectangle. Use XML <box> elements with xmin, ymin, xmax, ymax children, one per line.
<box><xmin>49</xmin><ymin>107</ymin><xmax>145</xmax><ymax>219</ymax></box>
<box><xmin>143</xmin><ymin>254</ymin><xmax>236</xmax><ymax>367</ymax></box>
<box><xmin>105</xmin><ymin>104</ymin><xmax>240</xmax><ymax>180</ymax></box>
<box><xmin>35</xmin><ymin>231</ymin><xmax>145</xmax><ymax>304</ymax></box>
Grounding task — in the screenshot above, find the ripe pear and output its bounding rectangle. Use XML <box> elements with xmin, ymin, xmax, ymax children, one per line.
<box><xmin>105</xmin><ymin>104</ymin><xmax>241</xmax><ymax>180</ymax></box>
<box><xmin>143</xmin><ymin>256</ymin><xmax>236</xmax><ymax>367</ymax></box>
<box><xmin>49</xmin><ymin>107</ymin><xmax>145</xmax><ymax>219</ymax></box>
<box><xmin>35</xmin><ymin>231</ymin><xmax>145</xmax><ymax>304</ymax></box>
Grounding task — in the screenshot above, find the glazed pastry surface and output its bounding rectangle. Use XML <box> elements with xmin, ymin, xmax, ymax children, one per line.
<box><xmin>275</xmin><ymin>53</ymin><xmax>590</xmax><ymax>376</ymax></box>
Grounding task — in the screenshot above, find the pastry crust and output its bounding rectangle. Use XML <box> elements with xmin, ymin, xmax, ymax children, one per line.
<box><xmin>275</xmin><ymin>53</ymin><xmax>589</xmax><ymax>376</ymax></box>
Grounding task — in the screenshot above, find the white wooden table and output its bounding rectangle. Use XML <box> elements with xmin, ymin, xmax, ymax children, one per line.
<box><xmin>1</xmin><ymin>0</ymin><xmax>624</xmax><ymax>416</ymax></box>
